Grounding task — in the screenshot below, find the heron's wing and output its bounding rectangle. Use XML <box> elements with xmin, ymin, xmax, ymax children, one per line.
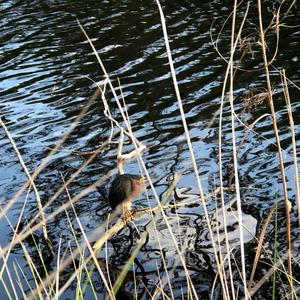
<box><xmin>96</xmin><ymin>187</ymin><xmax>108</xmax><ymax>201</ymax></box>
<box><xmin>108</xmin><ymin>177</ymin><xmax>131</xmax><ymax>209</ymax></box>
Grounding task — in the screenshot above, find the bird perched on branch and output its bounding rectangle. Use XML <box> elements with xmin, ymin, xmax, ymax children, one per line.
<box><xmin>108</xmin><ymin>174</ymin><xmax>145</xmax><ymax>222</ymax></box>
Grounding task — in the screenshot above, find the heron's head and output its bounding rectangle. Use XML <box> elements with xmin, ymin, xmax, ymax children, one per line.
<box><xmin>126</xmin><ymin>174</ymin><xmax>145</xmax><ymax>199</ymax></box>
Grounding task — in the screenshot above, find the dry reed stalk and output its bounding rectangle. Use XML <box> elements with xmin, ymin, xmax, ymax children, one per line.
<box><xmin>281</xmin><ymin>69</ymin><xmax>300</xmax><ymax>228</ymax></box>
<box><xmin>1</xmin><ymin>210</ymin><xmax>52</xmax><ymax>299</ymax></box>
<box><xmin>102</xmin><ymin>88</ymin><xmax>175</xmax><ymax>298</ymax></box>
<box><xmin>25</xmin><ymin>135</ymin><xmax>114</xmax><ymax>229</ymax></box>
<box><xmin>55</xmin><ymin>236</ymin><xmax>63</xmax><ymax>299</ymax></box>
<box><xmin>28</xmin><ymin>180</ymin><xmax>115</xmax><ymax>300</ymax></box>
<box><xmin>245</xmin><ymin>253</ymin><xmax>288</xmax><ymax>299</ymax></box>
<box><xmin>248</xmin><ymin>203</ymin><xmax>277</xmax><ymax>288</ymax></box>
<box><xmin>14</xmin><ymin>261</ymin><xmax>30</xmax><ymax>299</ymax></box>
<box><xmin>8</xmin><ymin>145</ymin><xmax>113</xmax><ymax>260</ymax></box>
<box><xmin>0</xmin><ymin>92</ymin><xmax>96</xmax><ymax>223</ymax></box>
<box><xmin>105</xmin><ymin>214</ymin><xmax>115</xmax><ymax>297</ymax></box>
<box><xmin>0</xmin><ymin>91</ymin><xmax>100</xmax><ymax>275</ymax></box>
<box><xmin>215</xmin><ymin>2</ymin><xmax>251</xmax><ymax>298</ymax></box>
<box><xmin>65</xmin><ymin>182</ymin><xmax>115</xmax><ymax>300</ymax></box>
<box><xmin>257</xmin><ymin>0</ymin><xmax>293</xmax><ymax>294</ymax></box>
<box><xmin>116</xmin><ymin>129</ymin><xmax>125</xmax><ymax>174</ymax></box>
<box><xmin>26</xmin><ymin>118</ymin><xmax>147</xmax><ymax>299</ymax></box>
<box><xmin>0</xmin><ymin>172</ymin><xmax>113</xmax><ymax>259</ymax></box>
<box><xmin>0</xmin><ymin>188</ymin><xmax>30</xmax><ymax>279</ymax></box>
<box><xmin>210</xmin><ymin>0</ymin><xmax>248</xmax><ymax>71</ymax></box>
<box><xmin>25</xmin><ymin>224</ymin><xmax>89</xmax><ymax>299</ymax></box>
<box><xmin>0</xmin><ymin>118</ymin><xmax>50</xmax><ymax>244</ymax></box>
<box><xmin>213</xmin><ymin>195</ymin><xmax>231</xmax><ymax>299</ymax></box>
<box><xmin>66</xmin><ymin>214</ymin><xmax>98</xmax><ymax>298</ymax></box>
<box><xmin>227</xmin><ymin>1</ymin><xmax>249</xmax><ymax>297</ymax></box>
<box><xmin>154</xmin><ymin>0</ymin><xmax>252</xmax><ymax>298</ymax></box>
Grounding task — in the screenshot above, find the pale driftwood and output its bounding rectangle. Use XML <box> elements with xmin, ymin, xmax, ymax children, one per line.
<box><xmin>116</xmin><ymin>129</ymin><xmax>125</xmax><ymax>175</ymax></box>
<box><xmin>119</xmin><ymin>144</ymin><xmax>147</xmax><ymax>161</ymax></box>
<box><xmin>93</xmin><ymin>176</ymin><xmax>223</xmax><ymax>252</ymax></box>
<box><xmin>92</xmin><ymin>173</ymin><xmax>182</xmax><ymax>251</ymax></box>
<box><xmin>257</xmin><ymin>0</ymin><xmax>293</xmax><ymax>292</ymax></box>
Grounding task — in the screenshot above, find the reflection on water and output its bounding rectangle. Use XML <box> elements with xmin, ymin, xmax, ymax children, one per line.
<box><xmin>1</xmin><ymin>0</ymin><xmax>300</xmax><ymax>298</ymax></box>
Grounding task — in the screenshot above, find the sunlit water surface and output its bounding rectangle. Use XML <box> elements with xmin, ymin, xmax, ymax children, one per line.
<box><xmin>1</xmin><ymin>0</ymin><xmax>300</xmax><ymax>299</ymax></box>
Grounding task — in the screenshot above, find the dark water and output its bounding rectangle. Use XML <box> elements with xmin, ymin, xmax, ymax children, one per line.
<box><xmin>1</xmin><ymin>0</ymin><xmax>300</xmax><ymax>299</ymax></box>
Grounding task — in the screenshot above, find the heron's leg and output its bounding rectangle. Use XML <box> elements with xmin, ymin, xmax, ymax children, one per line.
<box><xmin>122</xmin><ymin>201</ymin><xmax>133</xmax><ymax>223</ymax></box>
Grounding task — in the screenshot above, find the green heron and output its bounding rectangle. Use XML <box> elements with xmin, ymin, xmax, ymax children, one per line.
<box><xmin>108</xmin><ymin>174</ymin><xmax>144</xmax><ymax>221</ymax></box>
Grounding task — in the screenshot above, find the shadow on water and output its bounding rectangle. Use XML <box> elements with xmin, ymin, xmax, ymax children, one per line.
<box><xmin>1</xmin><ymin>0</ymin><xmax>300</xmax><ymax>298</ymax></box>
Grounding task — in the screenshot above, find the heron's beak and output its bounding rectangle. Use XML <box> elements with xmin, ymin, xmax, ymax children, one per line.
<box><xmin>139</xmin><ymin>176</ymin><xmax>146</xmax><ymax>184</ymax></box>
